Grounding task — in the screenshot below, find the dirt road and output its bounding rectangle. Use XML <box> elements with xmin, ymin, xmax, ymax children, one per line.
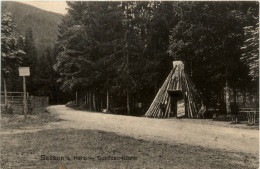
<box><xmin>46</xmin><ymin>105</ymin><xmax>258</xmax><ymax>155</ymax></box>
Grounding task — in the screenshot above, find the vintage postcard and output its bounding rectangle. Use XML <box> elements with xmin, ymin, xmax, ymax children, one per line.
<box><xmin>1</xmin><ymin>1</ymin><xmax>259</xmax><ymax>169</ymax></box>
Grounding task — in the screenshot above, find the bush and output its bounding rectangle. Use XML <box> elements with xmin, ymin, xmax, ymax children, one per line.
<box><xmin>66</xmin><ymin>101</ymin><xmax>90</xmax><ymax>111</ymax></box>
<box><xmin>2</xmin><ymin>104</ymin><xmax>14</xmax><ymax>115</ymax></box>
<box><xmin>78</xmin><ymin>102</ymin><xmax>88</xmax><ymax>109</ymax></box>
<box><xmin>66</xmin><ymin>101</ymin><xmax>77</xmax><ymax>108</ymax></box>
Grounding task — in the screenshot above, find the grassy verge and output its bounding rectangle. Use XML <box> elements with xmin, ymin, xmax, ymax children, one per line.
<box><xmin>174</xmin><ymin>118</ymin><xmax>259</xmax><ymax>130</ymax></box>
<box><xmin>1</xmin><ymin>128</ymin><xmax>258</xmax><ymax>169</ymax></box>
<box><xmin>1</xmin><ymin>110</ymin><xmax>61</xmax><ymax>130</ymax></box>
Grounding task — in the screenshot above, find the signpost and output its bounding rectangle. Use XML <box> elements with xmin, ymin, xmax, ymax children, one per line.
<box><xmin>19</xmin><ymin>67</ymin><xmax>30</xmax><ymax>120</ymax></box>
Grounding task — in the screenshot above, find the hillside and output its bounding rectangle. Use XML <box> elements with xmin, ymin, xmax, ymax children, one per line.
<box><xmin>2</xmin><ymin>1</ymin><xmax>63</xmax><ymax>53</ymax></box>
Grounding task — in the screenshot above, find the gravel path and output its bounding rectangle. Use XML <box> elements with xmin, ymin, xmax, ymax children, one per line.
<box><xmin>46</xmin><ymin>105</ymin><xmax>258</xmax><ymax>155</ymax></box>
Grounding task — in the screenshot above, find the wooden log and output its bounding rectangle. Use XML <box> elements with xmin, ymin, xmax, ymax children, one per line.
<box><xmin>184</xmin><ymin>74</ymin><xmax>193</xmax><ymax>117</ymax></box>
<box><xmin>184</xmin><ymin>74</ymin><xmax>196</xmax><ymax>117</ymax></box>
<box><xmin>165</xmin><ymin>97</ymin><xmax>171</xmax><ymax>118</ymax></box>
<box><xmin>186</xmin><ymin>75</ymin><xmax>201</xmax><ymax>117</ymax></box>
<box><xmin>146</xmin><ymin>70</ymin><xmax>174</xmax><ymax>117</ymax></box>
<box><xmin>187</xmin><ymin>75</ymin><xmax>203</xmax><ymax>105</ymax></box>
<box><xmin>148</xmin><ymin>89</ymin><xmax>162</xmax><ymax>117</ymax></box>
<box><xmin>146</xmin><ymin>72</ymin><xmax>170</xmax><ymax>116</ymax></box>
<box><xmin>186</xmin><ymin>88</ymin><xmax>197</xmax><ymax>117</ymax></box>
<box><xmin>189</xmin><ymin>89</ymin><xmax>199</xmax><ymax>117</ymax></box>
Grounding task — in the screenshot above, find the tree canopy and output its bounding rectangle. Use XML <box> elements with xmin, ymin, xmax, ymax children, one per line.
<box><xmin>53</xmin><ymin>1</ymin><xmax>258</xmax><ymax>114</ymax></box>
<box><xmin>1</xmin><ymin>13</ymin><xmax>24</xmax><ymax>80</ymax></box>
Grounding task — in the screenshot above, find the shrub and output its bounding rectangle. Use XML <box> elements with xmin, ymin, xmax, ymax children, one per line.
<box><xmin>78</xmin><ymin>102</ymin><xmax>88</xmax><ymax>109</ymax></box>
<box><xmin>2</xmin><ymin>104</ymin><xmax>14</xmax><ymax>115</ymax></box>
<box><xmin>66</xmin><ymin>101</ymin><xmax>76</xmax><ymax>108</ymax></box>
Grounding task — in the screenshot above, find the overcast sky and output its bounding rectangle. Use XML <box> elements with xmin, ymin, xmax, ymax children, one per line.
<box><xmin>20</xmin><ymin>1</ymin><xmax>68</xmax><ymax>15</ymax></box>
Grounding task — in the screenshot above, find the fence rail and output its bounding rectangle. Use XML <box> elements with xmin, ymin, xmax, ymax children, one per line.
<box><xmin>1</xmin><ymin>92</ymin><xmax>49</xmax><ymax>114</ymax></box>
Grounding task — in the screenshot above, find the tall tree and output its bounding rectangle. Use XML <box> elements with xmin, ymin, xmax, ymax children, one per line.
<box><xmin>168</xmin><ymin>2</ymin><xmax>255</xmax><ymax>108</ymax></box>
<box><xmin>54</xmin><ymin>1</ymin><xmax>258</xmax><ymax>114</ymax></box>
<box><xmin>18</xmin><ymin>27</ymin><xmax>38</xmax><ymax>95</ymax></box>
<box><xmin>241</xmin><ymin>5</ymin><xmax>259</xmax><ymax>82</ymax></box>
<box><xmin>1</xmin><ymin>13</ymin><xmax>25</xmax><ymax>103</ymax></box>
<box><xmin>55</xmin><ymin>2</ymin><xmax>125</xmax><ymax>111</ymax></box>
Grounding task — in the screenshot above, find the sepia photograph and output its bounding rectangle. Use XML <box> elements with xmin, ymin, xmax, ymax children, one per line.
<box><xmin>0</xmin><ymin>1</ymin><xmax>259</xmax><ymax>169</ymax></box>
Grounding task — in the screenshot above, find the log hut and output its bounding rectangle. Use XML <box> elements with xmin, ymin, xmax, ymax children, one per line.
<box><xmin>145</xmin><ymin>61</ymin><xmax>205</xmax><ymax>118</ymax></box>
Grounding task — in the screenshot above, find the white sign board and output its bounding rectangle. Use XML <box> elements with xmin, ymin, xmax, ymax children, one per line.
<box><xmin>19</xmin><ymin>67</ymin><xmax>30</xmax><ymax>76</ymax></box>
<box><xmin>177</xmin><ymin>99</ymin><xmax>185</xmax><ymax>117</ymax></box>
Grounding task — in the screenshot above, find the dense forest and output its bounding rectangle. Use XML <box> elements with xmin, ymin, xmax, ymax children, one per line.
<box><xmin>1</xmin><ymin>2</ymin><xmax>66</xmax><ymax>104</ymax></box>
<box><xmin>2</xmin><ymin>1</ymin><xmax>259</xmax><ymax>116</ymax></box>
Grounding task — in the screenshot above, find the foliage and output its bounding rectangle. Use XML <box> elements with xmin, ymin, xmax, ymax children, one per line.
<box><xmin>2</xmin><ymin>104</ymin><xmax>14</xmax><ymax>115</ymax></box>
<box><xmin>54</xmin><ymin>1</ymin><xmax>259</xmax><ymax>114</ymax></box>
<box><xmin>1</xmin><ymin>13</ymin><xmax>25</xmax><ymax>79</ymax></box>
<box><xmin>54</xmin><ymin>2</ymin><xmax>180</xmax><ymax>113</ymax></box>
<box><xmin>241</xmin><ymin>15</ymin><xmax>259</xmax><ymax>81</ymax></box>
<box><xmin>2</xmin><ymin>3</ymin><xmax>70</xmax><ymax>104</ymax></box>
<box><xmin>168</xmin><ymin>2</ymin><xmax>258</xmax><ymax>106</ymax></box>
<box><xmin>1</xmin><ymin>1</ymin><xmax>255</xmax><ymax>114</ymax></box>
<box><xmin>2</xmin><ymin>1</ymin><xmax>63</xmax><ymax>53</ymax></box>
<box><xmin>1</xmin><ymin>12</ymin><xmax>25</xmax><ymax>94</ymax></box>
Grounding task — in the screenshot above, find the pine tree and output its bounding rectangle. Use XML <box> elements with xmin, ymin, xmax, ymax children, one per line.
<box><xmin>167</xmin><ymin>2</ymin><xmax>256</xmax><ymax>108</ymax></box>
<box><xmin>22</xmin><ymin>27</ymin><xmax>38</xmax><ymax>95</ymax></box>
<box><xmin>1</xmin><ymin>13</ymin><xmax>25</xmax><ymax>104</ymax></box>
<box><xmin>241</xmin><ymin>21</ymin><xmax>259</xmax><ymax>81</ymax></box>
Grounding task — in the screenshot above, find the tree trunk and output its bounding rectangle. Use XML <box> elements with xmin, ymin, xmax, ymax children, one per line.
<box><xmin>127</xmin><ymin>89</ymin><xmax>130</xmax><ymax>115</ymax></box>
<box><xmin>3</xmin><ymin>78</ymin><xmax>7</xmax><ymax>105</ymax></box>
<box><xmin>86</xmin><ymin>91</ymin><xmax>89</xmax><ymax>109</ymax></box>
<box><xmin>106</xmin><ymin>88</ymin><xmax>110</xmax><ymax>111</ymax></box>
<box><xmin>89</xmin><ymin>90</ymin><xmax>92</xmax><ymax>111</ymax></box>
<box><xmin>233</xmin><ymin>88</ymin><xmax>237</xmax><ymax>104</ymax></box>
<box><xmin>84</xmin><ymin>93</ymin><xmax>87</xmax><ymax>104</ymax></box>
<box><xmin>97</xmin><ymin>93</ymin><xmax>100</xmax><ymax>111</ymax></box>
<box><xmin>75</xmin><ymin>90</ymin><xmax>78</xmax><ymax>106</ymax></box>
<box><xmin>225</xmin><ymin>82</ymin><xmax>231</xmax><ymax>115</ymax></box>
<box><xmin>93</xmin><ymin>90</ymin><xmax>96</xmax><ymax>111</ymax></box>
<box><xmin>100</xmin><ymin>93</ymin><xmax>103</xmax><ymax>110</ymax></box>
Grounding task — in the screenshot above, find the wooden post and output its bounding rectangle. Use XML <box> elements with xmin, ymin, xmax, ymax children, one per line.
<box><xmin>18</xmin><ymin>67</ymin><xmax>30</xmax><ymax>119</ymax></box>
<box><xmin>23</xmin><ymin>76</ymin><xmax>27</xmax><ymax>120</ymax></box>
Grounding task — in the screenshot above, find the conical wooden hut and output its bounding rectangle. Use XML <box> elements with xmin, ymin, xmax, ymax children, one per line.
<box><xmin>145</xmin><ymin>61</ymin><xmax>205</xmax><ymax>118</ymax></box>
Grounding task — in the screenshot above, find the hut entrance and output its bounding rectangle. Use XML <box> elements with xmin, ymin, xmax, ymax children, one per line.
<box><xmin>145</xmin><ymin>61</ymin><xmax>203</xmax><ymax>118</ymax></box>
<box><xmin>170</xmin><ymin>96</ymin><xmax>177</xmax><ymax>117</ymax></box>
<box><xmin>167</xmin><ymin>90</ymin><xmax>183</xmax><ymax>117</ymax></box>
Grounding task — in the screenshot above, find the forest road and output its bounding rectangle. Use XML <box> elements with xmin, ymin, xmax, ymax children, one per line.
<box><xmin>46</xmin><ymin>105</ymin><xmax>258</xmax><ymax>155</ymax></box>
